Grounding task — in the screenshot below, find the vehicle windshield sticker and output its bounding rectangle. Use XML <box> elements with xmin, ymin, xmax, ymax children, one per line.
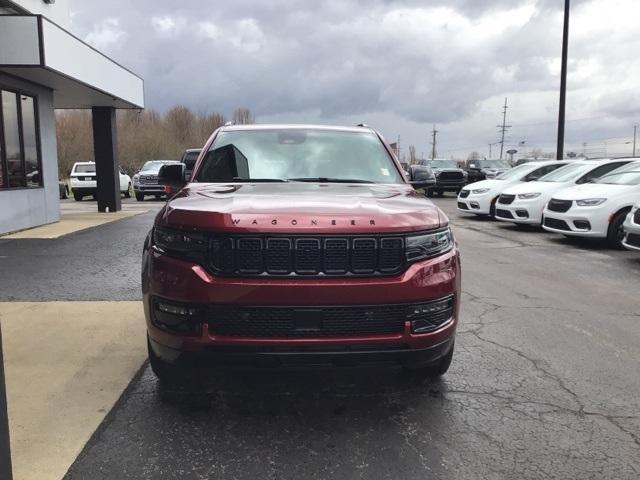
<box><xmin>380</xmin><ymin>168</ymin><xmax>390</xmax><ymax>176</ymax></box>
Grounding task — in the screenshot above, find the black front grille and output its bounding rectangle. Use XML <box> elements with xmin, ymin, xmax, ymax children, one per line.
<box><xmin>548</xmin><ymin>199</ymin><xmax>572</xmax><ymax>213</ymax></box>
<box><xmin>496</xmin><ymin>209</ymin><xmax>514</xmax><ymax>219</ymax></box>
<box><xmin>208</xmin><ymin>304</ymin><xmax>408</xmax><ymax>337</ymax></box>
<box><xmin>498</xmin><ymin>194</ymin><xmax>515</xmax><ymax>205</ymax></box>
<box><xmin>625</xmin><ymin>233</ymin><xmax>640</xmax><ymax>248</ymax></box>
<box><xmin>439</xmin><ymin>171</ymin><xmax>464</xmax><ymax>181</ymax></box>
<box><xmin>210</xmin><ymin>234</ymin><xmax>406</xmax><ymax>276</ymax></box>
<box><xmin>459</xmin><ymin>190</ymin><xmax>470</xmax><ymax>198</ymax></box>
<box><xmin>140</xmin><ymin>175</ymin><xmax>158</xmax><ymax>185</ymax></box>
<box><xmin>458</xmin><ymin>202</ymin><xmax>469</xmax><ymax>210</ymax></box>
<box><xmin>634</xmin><ymin>210</ymin><xmax>640</xmax><ymax>224</ymax></box>
<box><xmin>544</xmin><ymin>217</ymin><xmax>571</xmax><ymax>231</ymax></box>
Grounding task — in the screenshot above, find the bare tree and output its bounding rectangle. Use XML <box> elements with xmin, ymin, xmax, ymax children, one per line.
<box><xmin>467</xmin><ymin>151</ymin><xmax>481</xmax><ymax>161</ymax></box>
<box><xmin>408</xmin><ymin>145</ymin><xmax>417</xmax><ymax>164</ymax></box>
<box><xmin>55</xmin><ymin>106</ymin><xmax>250</xmax><ymax>177</ymax></box>
<box><xmin>232</xmin><ymin>108</ymin><xmax>255</xmax><ymax>125</ymax></box>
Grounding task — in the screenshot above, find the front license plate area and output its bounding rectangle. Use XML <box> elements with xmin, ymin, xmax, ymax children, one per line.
<box><xmin>293</xmin><ymin>309</ymin><xmax>323</xmax><ymax>332</ymax></box>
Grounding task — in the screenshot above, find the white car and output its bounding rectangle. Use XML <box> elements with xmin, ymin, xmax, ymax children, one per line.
<box><xmin>457</xmin><ymin>161</ymin><xmax>569</xmax><ymax>217</ymax></box>
<box><xmin>69</xmin><ymin>162</ymin><xmax>132</xmax><ymax>201</ymax></box>
<box><xmin>622</xmin><ymin>202</ymin><xmax>640</xmax><ymax>251</ymax></box>
<box><xmin>494</xmin><ymin>159</ymin><xmax>633</xmax><ymax>226</ymax></box>
<box><xmin>542</xmin><ymin>163</ymin><xmax>640</xmax><ymax>248</ymax></box>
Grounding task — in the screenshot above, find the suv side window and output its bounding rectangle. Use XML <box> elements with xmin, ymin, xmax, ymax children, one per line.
<box><xmin>577</xmin><ymin>162</ymin><xmax>628</xmax><ymax>184</ymax></box>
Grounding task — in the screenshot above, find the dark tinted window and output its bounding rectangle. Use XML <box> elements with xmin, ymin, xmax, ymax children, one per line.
<box><xmin>0</xmin><ymin>90</ymin><xmax>41</xmax><ymax>189</ymax></box>
<box><xmin>578</xmin><ymin>162</ymin><xmax>629</xmax><ymax>184</ymax></box>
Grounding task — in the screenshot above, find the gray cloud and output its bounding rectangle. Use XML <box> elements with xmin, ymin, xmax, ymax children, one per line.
<box><xmin>70</xmin><ymin>0</ymin><xmax>640</xmax><ymax>158</ymax></box>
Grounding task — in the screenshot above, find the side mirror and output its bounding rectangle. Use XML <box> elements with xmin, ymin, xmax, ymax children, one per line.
<box><xmin>158</xmin><ymin>163</ymin><xmax>186</xmax><ymax>192</ymax></box>
<box><xmin>408</xmin><ymin>165</ymin><xmax>436</xmax><ymax>189</ymax></box>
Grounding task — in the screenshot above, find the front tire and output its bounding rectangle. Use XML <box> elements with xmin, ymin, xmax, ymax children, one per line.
<box><xmin>135</xmin><ymin>192</ymin><xmax>145</xmax><ymax>202</ymax></box>
<box><xmin>73</xmin><ymin>191</ymin><xmax>83</xmax><ymax>202</ymax></box>
<box><xmin>606</xmin><ymin>210</ymin><xmax>629</xmax><ymax>249</ymax></box>
<box><xmin>403</xmin><ymin>343</ymin><xmax>454</xmax><ymax>378</ymax></box>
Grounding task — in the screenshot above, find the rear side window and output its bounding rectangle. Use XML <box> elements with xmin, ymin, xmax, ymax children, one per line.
<box><xmin>183</xmin><ymin>152</ymin><xmax>200</xmax><ymax>169</ymax></box>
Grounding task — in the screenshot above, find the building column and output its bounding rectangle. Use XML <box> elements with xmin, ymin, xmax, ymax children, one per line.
<box><xmin>0</xmin><ymin>323</ymin><xmax>12</xmax><ymax>480</ymax></box>
<box><xmin>91</xmin><ymin>107</ymin><xmax>121</xmax><ymax>212</ymax></box>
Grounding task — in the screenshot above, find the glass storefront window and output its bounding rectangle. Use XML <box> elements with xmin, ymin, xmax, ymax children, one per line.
<box><xmin>0</xmin><ymin>89</ymin><xmax>41</xmax><ymax>189</ymax></box>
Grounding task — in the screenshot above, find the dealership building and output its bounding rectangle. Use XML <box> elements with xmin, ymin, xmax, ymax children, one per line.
<box><xmin>0</xmin><ymin>0</ymin><xmax>144</xmax><ymax>235</ymax></box>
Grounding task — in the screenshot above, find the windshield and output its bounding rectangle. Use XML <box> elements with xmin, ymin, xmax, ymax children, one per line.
<box><xmin>195</xmin><ymin>129</ymin><xmax>403</xmax><ymax>183</ymax></box>
<box><xmin>73</xmin><ymin>164</ymin><xmax>95</xmax><ymax>174</ymax></box>
<box><xmin>495</xmin><ymin>163</ymin><xmax>537</xmax><ymax>180</ymax></box>
<box><xmin>472</xmin><ymin>159</ymin><xmax>510</xmax><ymax>169</ymax></box>
<box><xmin>538</xmin><ymin>163</ymin><xmax>592</xmax><ymax>182</ymax></box>
<box><xmin>595</xmin><ymin>171</ymin><xmax>640</xmax><ymax>185</ymax></box>
<box><xmin>140</xmin><ymin>161</ymin><xmax>173</xmax><ymax>173</ymax></box>
<box><xmin>427</xmin><ymin>160</ymin><xmax>458</xmax><ymax>169</ymax></box>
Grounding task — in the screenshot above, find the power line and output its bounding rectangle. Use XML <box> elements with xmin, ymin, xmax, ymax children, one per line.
<box><xmin>497</xmin><ymin>97</ymin><xmax>511</xmax><ymax>160</ymax></box>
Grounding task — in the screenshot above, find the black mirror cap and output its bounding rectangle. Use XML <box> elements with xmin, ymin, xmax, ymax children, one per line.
<box><xmin>158</xmin><ymin>163</ymin><xmax>187</xmax><ymax>187</ymax></box>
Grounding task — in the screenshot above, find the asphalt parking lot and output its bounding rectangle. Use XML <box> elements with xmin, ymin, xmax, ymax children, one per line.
<box><xmin>2</xmin><ymin>194</ymin><xmax>639</xmax><ymax>479</ymax></box>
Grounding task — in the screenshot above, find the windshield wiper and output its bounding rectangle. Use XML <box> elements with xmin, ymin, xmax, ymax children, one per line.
<box><xmin>288</xmin><ymin>177</ymin><xmax>375</xmax><ymax>184</ymax></box>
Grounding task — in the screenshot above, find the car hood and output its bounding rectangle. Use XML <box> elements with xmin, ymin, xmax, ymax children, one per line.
<box><xmin>503</xmin><ymin>181</ymin><xmax>572</xmax><ymax>196</ymax></box>
<box><xmin>551</xmin><ymin>183</ymin><xmax>640</xmax><ymax>200</ymax></box>
<box><xmin>463</xmin><ymin>179</ymin><xmax>507</xmax><ymax>191</ymax></box>
<box><xmin>157</xmin><ymin>183</ymin><xmax>446</xmax><ymax>233</ymax></box>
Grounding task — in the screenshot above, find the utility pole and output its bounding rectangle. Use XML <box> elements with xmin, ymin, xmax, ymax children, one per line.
<box><xmin>557</xmin><ymin>0</ymin><xmax>570</xmax><ymax>160</ymax></box>
<box><xmin>497</xmin><ymin>98</ymin><xmax>511</xmax><ymax>160</ymax></box>
<box><xmin>0</xmin><ymin>323</ymin><xmax>12</xmax><ymax>480</ymax></box>
<box><xmin>431</xmin><ymin>125</ymin><xmax>438</xmax><ymax>160</ymax></box>
<box><xmin>489</xmin><ymin>144</ymin><xmax>492</xmax><ymax>158</ymax></box>
<box><xmin>633</xmin><ymin>125</ymin><xmax>637</xmax><ymax>157</ymax></box>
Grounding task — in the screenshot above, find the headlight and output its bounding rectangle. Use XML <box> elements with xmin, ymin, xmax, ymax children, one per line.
<box><xmin>517</xmin><ymin>193</ymin><xmax>541</xmax><ymax>199</ymax></box>
<box><xmin>576</xmin><ymin>198</ymin><xmax>607</xmax><ymax>206</ymax></box>
<box><xmin>133</xmin><ymin>175</ymin><xmax>140</xmax><ymax>184</ymax></box>
<box><xmin>406</xmin><ymin>228</ymin><xmax>454</xmax><ymax>262</ymax></box>
<box><xmin>471</xmin><ymin>188</ymin><xmax>491</xmax><ymax>194</ymax></box>
<box><xmin>153</xmin><ymin>226</ymin><xmax>208</xmax><ymax>262</ymax></box>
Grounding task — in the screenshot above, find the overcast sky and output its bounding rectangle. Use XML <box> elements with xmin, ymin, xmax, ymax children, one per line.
<box><xmin>70</xmin><ymin>0</ymin><xmax>640</xmax><ymax>159</ymax></box>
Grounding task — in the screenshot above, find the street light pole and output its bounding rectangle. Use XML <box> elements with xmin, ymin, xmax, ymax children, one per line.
<box><xmin>556</xmin><ymin>0</ymin><xmax>570</xmax><ymax>160</ymax></box>
<box><xmin>0</xmin><ymin>323</ymin><xmax>12</xmax><ymax>480</ymax></box>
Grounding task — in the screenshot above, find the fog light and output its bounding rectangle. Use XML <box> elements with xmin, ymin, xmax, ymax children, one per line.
<box><xmin>573</xmin><ymin>220</ymin><xmax>591</xmax><ymax>230</ymax></box>
<box><xmin>408</xmin><ymin>296</ymin><xmax>454</xmax><ymax>334</ymax></box>
<box><xmin>470</xmin><ymin>202</ymin><xmax>480</xmax><ymax>209</ymax></box>
<box><xmin>158</xmin><ymin>302</ymin><xmax>191</xmax><ymax>316</ymax></box>
<box><xmin>516</xmin><ymin>210</ymin><xmax>529</xmax><ymax>218</ymax></box>
<box><xmin>153</xmin><ymin>299</ymin><xmax>201</xmax><ymax>335</ymax></box>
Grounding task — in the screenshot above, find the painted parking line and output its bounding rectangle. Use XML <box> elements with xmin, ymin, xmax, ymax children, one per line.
<box><xmin>0</xmin><ymin>301</ymin><xmax>146</xmax><ymax>480</ymax></box>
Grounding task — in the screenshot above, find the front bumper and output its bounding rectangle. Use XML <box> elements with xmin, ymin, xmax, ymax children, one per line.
<box><xmin>149</xmin><ymin>335</ymin><xmax>455</xmax><ymax>368</ymax></box>
<box><xmin>134</xmin><ymin>184</ymin><xmax>166</xmax><ymax>194</ymax></box>
<box><xmin>457</xmin><ymin>190</ymin><xmax>495</xmax><ymax>215</ymax></box>
<box><xmin>622</xmin><ymin>212</ymin><xmax>640</xmax><ymax>251</ymax></box>
<box><xmin>143</xmin><ymin>247</ymin><xmax>460</xmax><ymax>362</ymax></box>
<box><xmin>495</xmin><ymin>198</ymin><xmax>545</xmax><ymax>225</ymax></box>
<box><xmin>541</xmin><ymin>207</ymin><xmax>609</xmax><ymax>238</ymax></box>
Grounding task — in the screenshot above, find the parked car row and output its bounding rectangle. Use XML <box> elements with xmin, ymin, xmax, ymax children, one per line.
<box><xmin>64</xmin><ymin>148</ymin><xmax>204</xmax><ymax>202</ymax></box>
<box><xmin>457</xmin><ymin>158</ymin><xmax>640</xmax><ymax>250</ymax></box>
